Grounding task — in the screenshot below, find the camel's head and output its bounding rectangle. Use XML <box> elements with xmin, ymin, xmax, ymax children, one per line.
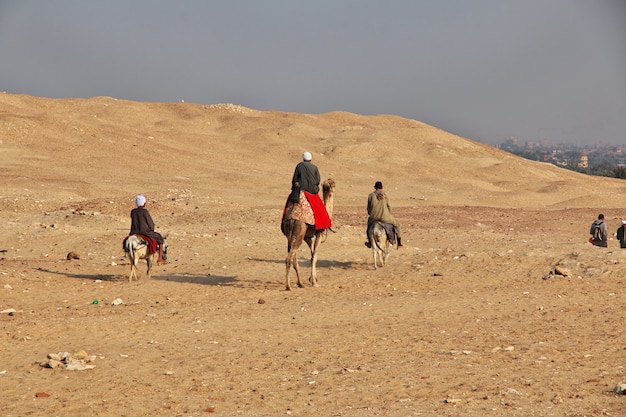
<box><xmin>322</xmin><ymin>178</ymin><xmax>335</xmax><ymax>192</ymax></box>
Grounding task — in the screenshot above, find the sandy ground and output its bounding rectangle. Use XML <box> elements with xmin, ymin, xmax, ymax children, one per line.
<box><xmin>1</xmin><ymin>93</ymin><xmax>626</xmax><ymax>416</ymax></box>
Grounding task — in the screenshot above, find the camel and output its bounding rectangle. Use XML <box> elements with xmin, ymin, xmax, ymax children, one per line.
<box><xmin>367</xmin><ymin>221</ymin><xmax>391</xmax><ymax>269</ymax></box>
<box><xmin>124</xmin><ymin>235</ymin><xmax>168</xmax><ymax>282</ymax></box>
<box><xmin>281</xmin><ymin>178</ymin><xmax>335</xmax><ymax>291</ymax></box>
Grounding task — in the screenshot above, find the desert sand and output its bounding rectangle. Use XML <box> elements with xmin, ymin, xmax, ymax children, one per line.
<box><xmin>1</xmin><ymin>92</ymin><xmax>625</xmax><ymax>416</ymax></box>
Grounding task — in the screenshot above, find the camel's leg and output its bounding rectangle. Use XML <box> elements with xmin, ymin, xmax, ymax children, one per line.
<box><xmin>286</xmin><ymin>248</ymin><xmax>304</xmax><ymax>290</ymax></box>
<box><xmin>283</xmin><ymin>219</ymin><xmax>309</xmax><ymax>290</ymax></box>
<box><xmin>294</xmin><ymin>230</ymin><xmax>307</xmax><ymax>288</ymax></box>
<box><xmin>308</xmin><ymin>233</ymin><xmax>321</xmax><ymax>287</ymax></box>
<box><xmin>285</xmin><ymin>252</ymin><xmax>292</xmax><ymax>291</ymax></box>
<box><xmin>285</xmin><ymin>249</ymin><xmax>294</xmax><ymax>291</ymax></box>
<box><xmin>286</xmin><ymin>237</ymin><xmax>305</xmax><ymax>290</ymax></box>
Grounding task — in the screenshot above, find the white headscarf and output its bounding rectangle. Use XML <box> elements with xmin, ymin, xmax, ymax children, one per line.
<box><xmin>135</xmin><ymin>194</ymin><xmax>146</xmax><ymax>207</ymax></box>
<box><xmin>302</xmin><ymin>151</ymin><xmax>312</xmax><ymax>161</ymax></box>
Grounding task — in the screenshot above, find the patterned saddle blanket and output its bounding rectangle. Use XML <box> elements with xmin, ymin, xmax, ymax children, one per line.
<box><xmin>282</xmin><ymin>191</ymin><xmax>332</xmax><ymax>230</ymax></box>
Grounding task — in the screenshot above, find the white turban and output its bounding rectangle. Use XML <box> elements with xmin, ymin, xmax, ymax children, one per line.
<box><xmin>302</xmin><ymin>151</ymin><xmax>312</xmax><ymax>161</ymax></box>
<box><xmin>135</xmin><ymin>194</ymin><xmax>146</xmax><ymax>207</ymax></box>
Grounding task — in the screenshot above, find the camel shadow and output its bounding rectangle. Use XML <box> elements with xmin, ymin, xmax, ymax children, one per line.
<box><xmin>247</xmin><ymin>257</ymin><xmax>283</xmax><ymax>265</ymax></box>
<box><xmin>316</xmin><ymin>259</ymin><xmax>354</xmax><ymax>269</ymax></box>
<box><xmin>152</xmin><ymin>273</ymin><xmax>238</xmax><ymax>286</ymax></box>
<box><xmin>247</xmin><ymin>257</ymin><xmax>354</xmax><ymax>269</ymax></box>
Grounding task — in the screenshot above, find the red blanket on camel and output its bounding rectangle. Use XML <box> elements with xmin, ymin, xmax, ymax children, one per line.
<box><xmin>282</xmin><ymin>191</ymin><xmax>332</xmax><ymax>230</ymax></box>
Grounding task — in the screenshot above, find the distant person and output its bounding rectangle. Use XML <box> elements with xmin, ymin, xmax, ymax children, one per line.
<box><xmin>589</xmin><ymin>213</ymin><xmax>608</xmax><ymax>248</ymax></box>
<box><xmin>616</xmin><ymin>219</ymin><xmax>626</xmax><ymax>248</ymax></box>
<box><xmin>130</xmin><ymin>194</ymin><xmax>168</xmax><ymax>264</ymax></box>
<box><xmin>366</xmin><ymin>181</ymin><xmax>405</xmax><ymax>249</ymax></box>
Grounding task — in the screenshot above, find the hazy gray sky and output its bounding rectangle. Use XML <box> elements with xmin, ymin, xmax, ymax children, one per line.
<box><xmin>1</xmin><ymin>1</ymin><xmax>625</xmax><ymax>145</ymax></box>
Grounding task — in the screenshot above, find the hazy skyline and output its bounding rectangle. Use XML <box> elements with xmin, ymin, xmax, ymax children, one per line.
<box><xmin>1</xmin><ymin>1</ymin><xmax>625</xmax><ymax>145</ymax></box>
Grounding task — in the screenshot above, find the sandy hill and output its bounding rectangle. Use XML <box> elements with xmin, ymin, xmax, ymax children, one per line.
<box><xmin>1</xmin><ymin>92</ymin><xmax>625</xmax><ymax>416</ymax></box>
<box><xmin>3</xmin><ymin>92</ymin><xmax>625</xmax><ymax>211</ymax></box>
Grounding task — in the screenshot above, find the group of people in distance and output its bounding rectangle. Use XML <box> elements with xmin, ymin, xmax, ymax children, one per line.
<box><xmin>125</xmin><ymin>151</ymin><xmax>406</xmax><ymax>266</ymax></box>
<box><xmin>589</xmin><ymin>213</ymin><xmax>626</xmax><ymax>248</ymax></box>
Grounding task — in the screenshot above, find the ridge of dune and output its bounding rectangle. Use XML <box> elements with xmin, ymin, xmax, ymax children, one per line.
<box><xmin>2</xmin><ymin>92</ymin><xmax>624</xmax><ymax>209</ymax></box>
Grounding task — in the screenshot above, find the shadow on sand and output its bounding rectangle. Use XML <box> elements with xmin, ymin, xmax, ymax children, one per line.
<box><xmin>153</xmin><ymin>274</ymin><xmax>238</xmax><ymax>286</ymax></box>
<box><xmin>36</xmin><ymin>267</ymin><xmax>120</xmax><ymax>281</ymax></box>
<box><xmin>247</xmin><ymin>257</ymin><xmax>354</xmax><ymax>269</ymax></box>
<box><xmin>36</xmin><ymin>267</ymin><xmax>239</xmax><ymax>286</ymax></box>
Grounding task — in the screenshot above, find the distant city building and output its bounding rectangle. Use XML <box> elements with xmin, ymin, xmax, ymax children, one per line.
<box><xmin>491</xmin><ymin>138</ymin><xmax>626</xmax><ymax>178</ymax></box>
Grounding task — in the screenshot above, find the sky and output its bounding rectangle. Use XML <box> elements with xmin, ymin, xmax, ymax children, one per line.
<box><xmin>1</xmin><ymin>1</ymin><xmax>625</xmax><ymax>145</ymax></box>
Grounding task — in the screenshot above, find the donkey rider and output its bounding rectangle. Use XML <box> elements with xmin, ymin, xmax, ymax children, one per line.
<box><xmin>366</xmin><ymin>181</ymin><xmax>405</xmax><ymax>249</ymax></box>
<box><xmin>130</xmin><ymin>194</ymin><xmax>168</xmax><ymax>264</ymax></box>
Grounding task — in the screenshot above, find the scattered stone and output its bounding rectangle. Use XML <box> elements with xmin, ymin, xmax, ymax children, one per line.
<box><xmin>554</xmin><ymin>265</ymin><xmax>571</xmax><ymax>277</ymax></box>
<box><xmin>444</xmin><ymin>398</ymin><xmax>462</xmax><ymax>404</ymax></box>
<box><xmin>551</xmin><ymin>394</ymin><xmax>563</xmax><ymax>404</ymax></box>
<box><xmin>543</xmin><ymin>265</ymin><xmax>572</xmax><ymax>280</ymax></box>
<box><xmin>65</xmin><ymin>359</ymin><xmax>95</xmax><ymax>371</ymax></box>
<box><xmin>41</xmin><ymin>350</ymin><xmax>96</xmax><ymax>371</ymax></box>
<box><xmin>73</xmin><ymin>350</ymin><xmax>88</xmax><ymax>360</ymax></box>
<box><xmin>1</xmin><ymin>308</ymin><xmax>17</xmax><ymax>315</ymax></box>
<box><xmin>35</xmin><ymin>392</ymin><xmax>50</xmax><ymax>398</ymax></box>
<box><xmin>111</xmin><ymin>298</ymin><xmax>124</xmax><ymax>306</ymax></box>
<box><xmin>43</xmin><ymin>359</ymin><xmax>63</xmax><ymax>369</ymax></box>
<box><xmin>613</xmin><ymin>383</ymin><xmax>626</xmax><ymax>395</ymax></box>
<box><xmin>258</xmin><ymin>298</ymin><xmax>266</xmax><ymax>304</ymax></box>
<box><xmin>66</xmin><ymin>251</ymin><xmax>80</xmax><ymax>260</ymax></box>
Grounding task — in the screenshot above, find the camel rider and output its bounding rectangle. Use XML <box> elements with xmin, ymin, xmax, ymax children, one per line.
<box><xmin>130</xmin><ymin>194</ymin><xmax>168</xmax><ymax>264</ymax></box>
<box><xmin>366</xmin><ymin>181</ymin><xmax>405</xmax><ymax>249</ymax></box>
<box><xmin>292</xmin><ymin>151</ymin><xmax>320</xmax><ymax>195</ymax></box>
<box><xmin>286</xmin><ymin>152</ymin><xmax>332</xmax><ymax>230</ymax></box>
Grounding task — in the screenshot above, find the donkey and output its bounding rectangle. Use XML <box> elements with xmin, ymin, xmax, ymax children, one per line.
<box><xmin>367</xmin><ymin>221</ymin><xmax>391</xmax><ymax>269</ymax></box>
<box><xmin>124</xmin><ymin>235</ymin><xmax>168</xmax><ymax>282</ymax></box>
